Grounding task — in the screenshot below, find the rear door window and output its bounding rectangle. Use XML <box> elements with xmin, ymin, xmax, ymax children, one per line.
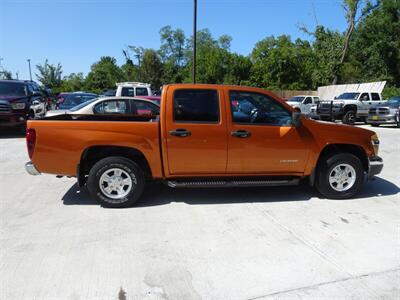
<box><xmin>173</xmin><ymin>89</ymin><xmax>219</xmax><ymax>123</ymax></box>
<box><xmin>371</xmin><ymin>93</ymin><xmax>381</xmax><ymax>100</ymax></box>
<box><xmin>94</xmin><ymin>100</ymin><xmax>129</xmax><ymax>114</ymax></box>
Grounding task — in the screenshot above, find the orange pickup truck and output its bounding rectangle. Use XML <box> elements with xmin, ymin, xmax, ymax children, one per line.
<box><xmin>25</xmin><ymin>84</ymin><xmax>383</xmax><ymax>207</ymax></box>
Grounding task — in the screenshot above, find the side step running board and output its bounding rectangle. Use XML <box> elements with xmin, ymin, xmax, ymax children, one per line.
<box><xmin>166</xmin><ymin>178</ymin><xmax>300</xmax><ymax>188</ymax></box>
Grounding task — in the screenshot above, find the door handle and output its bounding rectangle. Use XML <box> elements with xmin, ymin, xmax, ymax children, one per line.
<box><xmin>231</xmin><ymin>130</ymin><xmax>251</xmax><ymax>138</ymax></box>
<box><xmin>169</xmin><ymin>128</ymin><xmax>191</xmax><ymax>137</ymax></box>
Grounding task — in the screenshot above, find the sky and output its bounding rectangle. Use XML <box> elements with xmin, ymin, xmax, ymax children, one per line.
<box><xmin>0</xmin><ymin>0</ymin><xmax>347</xmax><ymax>81</ymax></box>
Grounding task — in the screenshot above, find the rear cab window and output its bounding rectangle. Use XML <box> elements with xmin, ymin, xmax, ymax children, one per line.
<box><xmin>121</xmin><ymin>87</ymin><xmax>135</xmax><ymax>97</ymax></box>
<box><xmin>136</xmin><ymin>87</ymin><xmax>149</xmax><ymax>96</ymax></box>
<box><xmin>173</xmin><ymin>89</ymin><xmax>219</xmax><ymax>123</ymax></box>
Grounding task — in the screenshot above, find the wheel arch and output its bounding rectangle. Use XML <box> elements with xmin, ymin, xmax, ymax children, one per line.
<box><xmin>310</xmin><ymin>143</ymin><xmax>368</xmax><ymax>186</ymax></box>
<box><xmin>343</xmin><ymin>104</ymin><xmax>358</xmax><ymax>113</ymax></box>
<box><xmin>77</xmin><ymin>145</ymin><xmax>152</xmax><ymax>187</ymax></box>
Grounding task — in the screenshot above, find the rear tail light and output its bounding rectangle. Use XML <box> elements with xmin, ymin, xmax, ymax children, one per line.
<box><xmin>26</xmin><ymin>128</ymin><xmax>36</xmax><ymax>159</ymax></box>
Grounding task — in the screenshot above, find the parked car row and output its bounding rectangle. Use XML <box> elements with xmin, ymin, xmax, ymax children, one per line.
<box><xmin>286</xmin><ymin>92</ymin><xmax>399</xmax><ymax>128</ymax></box>
<box><xmin>0</xmin><ymin>78</ymin><xmax>397</xmax><ymax>131</ymax></box>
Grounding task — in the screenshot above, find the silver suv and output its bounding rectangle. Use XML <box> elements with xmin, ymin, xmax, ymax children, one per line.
<box><xmin>367</xmin><ymin>96</ymin><xmax>400</xmax><ymax>127</ymax></box>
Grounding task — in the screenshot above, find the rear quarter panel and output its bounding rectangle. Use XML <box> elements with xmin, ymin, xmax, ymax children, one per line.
<box><xmin>28</xmin><ymin>120</ymin><xmax>163</xmax><ymax>178</ymax></box>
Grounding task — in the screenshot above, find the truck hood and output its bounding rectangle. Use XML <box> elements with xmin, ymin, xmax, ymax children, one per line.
<box><xmin>374</xmin><ymin>103</ymin><xmax>399</xmax><ymax>109</ymax></box>
<box><xmin>46</xmin><ymin>109</ymin><xmax>69</xmax><ymax>117</ymax></box>
<box><xmin>303</xmin><ymin>117</ymin><xmax>375</xmax><ymax>137</ymax></box>
<box><xmin>286</xmin><ymin>101</ymin><xmax>300</xmax><ymax>106</ymax></box>
<box><xmin>0</xmin><ymin>95</ymin><xmax>28</xmax><ymax>102</ymax></box>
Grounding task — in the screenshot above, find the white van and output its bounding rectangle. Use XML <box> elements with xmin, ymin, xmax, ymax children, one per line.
<box><xmin>115</xmin><ymin>82</ymin><xmax>152</xmax><ymax>97</ymax></box>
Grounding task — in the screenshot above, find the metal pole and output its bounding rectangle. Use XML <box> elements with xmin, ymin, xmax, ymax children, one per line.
<box><xmin>192</xmin><ymin>0</ymin><xmax>197</xmax><ymax>84</ymax></box>
<box><xmin>27</xmin><ymin>59</ymin><xmax>32</xmax><ymax>81</ymax></box>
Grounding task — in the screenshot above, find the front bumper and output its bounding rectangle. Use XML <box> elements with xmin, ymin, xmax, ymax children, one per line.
<box><xmin>368</xmin><ymin>156</ymin><xmax>383</xmax><ymax>180</ymax></box>
<box><xmin>367</xmin><ymin>114</ymin><xmax>397</xmax><ymax>125</ymax></box>
<box><xmin>0</xmin><ymin>112</ymin><xmax>27</xmax><ymax>126</ymax></box>
<box><xmin>317</xmin><ymin>107</ymin><xmax>343</xmax><ymax>118</ymax></box>
<box><xmin>25</xmin><ymin>161</ymin><xmax>41</xmax><ymax>175</ymax></box>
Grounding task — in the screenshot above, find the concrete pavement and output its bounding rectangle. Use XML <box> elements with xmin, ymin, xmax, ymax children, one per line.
<box><xmin>0</xmin><ymin>125</ymin><xmax>399</xmax><ymax>299</ymax></box>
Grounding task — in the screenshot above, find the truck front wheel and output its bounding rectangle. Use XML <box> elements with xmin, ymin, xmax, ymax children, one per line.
<box><xmin>316</xmin><ymin>153</ymin><xmax>363</xmax><ymax>199</ymax></box>
<box><xmin>342</xmin><ymin>110</ymin><xmax>356</xmax><ymax>125</ymax></box>
<box><xmin>87</xmin><ymin>156</ymin><xmax>145</xmax><ymax>208</ymax></box>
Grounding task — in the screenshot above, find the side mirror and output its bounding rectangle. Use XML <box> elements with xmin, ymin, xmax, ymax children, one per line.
<box><xmin>292</xmin><ymin>111</ymin><xmax>302</xmax><ymax>127</ymax></box>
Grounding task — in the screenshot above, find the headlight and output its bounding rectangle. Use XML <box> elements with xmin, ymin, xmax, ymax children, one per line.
<box><xmin>11</xmin><ymin>102</ymin><xmax>26</xmax><ymax>110</ymax></box>
<box><xmin>371</xmin><ymin>134</ymin><xmax>380</xmax><ymax>155</ymax></box>
<box><xmin>333</xmin><ymin>102</ymin><xmax>344</xmax><ymax>107</ymax></box>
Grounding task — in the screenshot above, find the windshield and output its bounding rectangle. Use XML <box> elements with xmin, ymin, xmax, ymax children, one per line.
<box><xmin>0</xmin><ymin>82</ymin><xmax>27</xmax><ymax>97</ymax></box>
<box><xmin>63</xmin><ymin>94</ymin><xmax>97</xmax><ymax>108</ymax></box>
<box><xmin>69</xmin><ymin>97</ymin><xmax>99</xmax><ymax>111</ymax></box>
<box><xmin>287</xmin><ymin>96</ymin><xmax>305</xmax><ymax>103</ymax></box>
<box><xmin>336</xmin><ymin>92</ymin><xmax>360</xmax><ymax>100</ymax></box>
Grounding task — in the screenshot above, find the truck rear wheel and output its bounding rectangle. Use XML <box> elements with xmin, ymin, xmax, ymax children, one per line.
<box><xmin>316</xmin><ymin>153</ymin><xmax>363</xmax><ymax>199</ymax></box>
<box><xmin>87</xmin><ymin>156</ymin><xmax>145</xmax><ymax>208</ymax></box>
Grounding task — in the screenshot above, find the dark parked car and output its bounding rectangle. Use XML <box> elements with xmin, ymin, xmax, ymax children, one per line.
<box><xmin>57</xmin><ymin>92</ymin><xmax>97</xmax><ymax>110</ymax></box>
<box><xmin>368</xmin><ymin>96</ymin><xmax>400</xmax><ymax>127</ymax></box>
<box><xmin>0</xmin><ymin>80</ymin><xmax>48</xmax><ymax>128</ymax></box>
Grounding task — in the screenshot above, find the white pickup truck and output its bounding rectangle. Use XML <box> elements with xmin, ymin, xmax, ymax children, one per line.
<box><xmin>317</xmin><ymin>92</ymin><xmax>384</xmax><ymax>124</ymax></box>
<box><xmin>286</xmin><ymin>95</ymin><xmax>320</xmax><ymax>114</ymax></box>
<box><xmin>115</xmin><ymin>82</ymin><xmax>153</xmax><ymax>97</ymax></box>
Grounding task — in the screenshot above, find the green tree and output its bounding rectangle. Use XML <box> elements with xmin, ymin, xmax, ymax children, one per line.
<box><xmin>35</xmin><ymin>59</ymin><xmax>63</xmax><ymax>88</ymax></box>
<box><xmin>0</xmin><ymin>70</ymin><xmax>13</xmax><ymax>80</ymax></box>
<box><xmin>60</xmin><ymin>73</ymin><xmax>86</xmax><ymax>92</ymax></box>
<box><xmin>311</xmin><ymin>26</ymin><xmax>344</xmax><ymax>87</ymax></box>
<box><xmin>139</xmin><ymin>49</ymin><xmax>163</xmax><ymax>89</ymax></box>
<box><xmin>85</xmin><ymin>56</ymin><xmax>124</xmax><ymax>93</ymax></box>
<box><xmin>249</xmin><ymin>35</ymin><xmax>314</xmax><ymax>90</ymax></box>
<box><xmin>350</xmin><ymin>0</ymin><xmax>400</xmax><ymax>85</ymax></box>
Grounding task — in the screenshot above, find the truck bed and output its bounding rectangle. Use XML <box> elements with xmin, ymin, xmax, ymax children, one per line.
<box><xmin>28</xmin><ymin>117</ymin><xmax>163</xmax><ymax>178</ymax></box>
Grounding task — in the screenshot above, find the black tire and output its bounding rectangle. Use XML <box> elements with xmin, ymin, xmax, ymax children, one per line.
<box><xmin>87</xmin><ymin>156</ymin><xmax>145</xmax><ymax>208</ymax></box>
<box><xmin>28</xmin><ymin>110</ymin><xmax>35</xmax><ymax>120</ymax></box>
<box><xmin>342</xmin><ymin>110</ymin><xmax>356</xmax><ymax>125</ymax></box>
<box><xmin>316</xmin><ymin>153</ymin><xmax>364</xmax><ymax>199</ymax></box>
<box><xmin>320</xmin><ymin>116</ymin><xmax>333</xmax><ymax>122</ymax></box>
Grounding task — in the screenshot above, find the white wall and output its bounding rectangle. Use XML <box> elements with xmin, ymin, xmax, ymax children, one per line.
<box><xmin>317</xmin><ymin>81</ymin><xmax>386</xmax><ymax>100</ymax></box>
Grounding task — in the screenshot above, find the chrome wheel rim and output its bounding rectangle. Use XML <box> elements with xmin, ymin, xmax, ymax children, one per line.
<box><xmin>329</xmin><ymin>163</ymin><xmax>356</xmax><ymax>192</ymax></box>
<box><xmin>99</xmin><ymin>168</ymin><xmax>135</xmax><ymax>199</ymax></box>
